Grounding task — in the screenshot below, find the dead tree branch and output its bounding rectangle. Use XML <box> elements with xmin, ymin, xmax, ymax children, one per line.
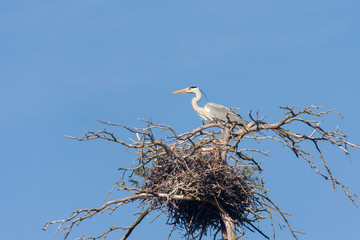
<box><xmin>44</xmin><ymin>105</ymin><xmax>358</xmax><ymax>240</ymax></box>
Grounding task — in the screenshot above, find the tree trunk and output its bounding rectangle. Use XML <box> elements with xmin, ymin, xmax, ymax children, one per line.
<box><xmin>219</xmin><ymin>128</ymin><xmax>237</xmax><ymax>240</ymax></box>
<box><xmin>220</xmin><ymin>211</ymin><xmax>236</xmax><ymax>240</ymax></box>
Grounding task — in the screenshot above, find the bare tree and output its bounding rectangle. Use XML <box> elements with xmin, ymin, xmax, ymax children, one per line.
<box><xmin>43</xmin><ymin>105</ymin><xmax>358</xmax><ymax>240</ymax></box>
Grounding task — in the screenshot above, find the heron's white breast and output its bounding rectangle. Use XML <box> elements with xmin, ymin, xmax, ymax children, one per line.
<box><xmin>204</xmin><ymin>105</ymin><xmax>214</xmax><ymax>121</ymax></box>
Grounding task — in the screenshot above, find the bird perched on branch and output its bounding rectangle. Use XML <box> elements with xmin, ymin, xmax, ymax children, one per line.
<box><xmin>173</xmin><ymin>86</ymin><xmax>249</xmax><ymax>127</ymax></box>
<box><xmin>173</xmin><ymin>86</ymin><xmax>300</xmax><ymax>141</ymax></box>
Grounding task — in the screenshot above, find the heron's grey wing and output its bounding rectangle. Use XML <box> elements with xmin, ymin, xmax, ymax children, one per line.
<box><xmin>204</xmin><ymin>103</ymin><xmax>248</xmax><ymax>126</ymax></box>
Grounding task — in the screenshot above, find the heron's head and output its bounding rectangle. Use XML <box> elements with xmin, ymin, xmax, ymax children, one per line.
<box><xmin>173</xmin><ymin>86</ymin><xmax>200</xmax><ymax>94</ymax></box>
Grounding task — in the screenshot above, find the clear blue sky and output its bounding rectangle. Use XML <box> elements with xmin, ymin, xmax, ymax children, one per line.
<box><xmin>1</xmin><ymin>1</ymin><xmax>359</xmax><ymax>240</ymax></box>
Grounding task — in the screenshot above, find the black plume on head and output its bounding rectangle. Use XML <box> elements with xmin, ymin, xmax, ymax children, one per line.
<box><xmin>189</xmin><ymin>86</ymin><xmax>197</xmax><ymax>89</ymax></box>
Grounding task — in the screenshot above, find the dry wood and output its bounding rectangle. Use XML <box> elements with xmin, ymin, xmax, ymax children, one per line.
<box><xmin>43</xmin><ymin>106</ymin><xmax>359</xmax><ymax>240</ymax></box>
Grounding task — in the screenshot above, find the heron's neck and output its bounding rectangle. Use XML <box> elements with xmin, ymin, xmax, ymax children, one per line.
<box><xmin>191</xmin><ymin>91</ymin><xmax>202</xmax><ymax>107</ymax></box>
<box><xmin>191</xmin><ymin>92</ymin><xmax>208</xmax><ymax>120</ymax></box>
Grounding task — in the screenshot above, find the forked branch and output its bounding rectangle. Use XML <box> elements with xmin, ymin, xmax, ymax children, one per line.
<box><xmin>44</xmin><ymin>105</ymin><xmax>358</xmax><ymax>240</ymax></box>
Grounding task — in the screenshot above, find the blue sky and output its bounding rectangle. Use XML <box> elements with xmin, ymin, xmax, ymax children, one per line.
<box><xmin>1</xmin><ymin>1</ymin><xmax>359</xmax><ymax>240</ymax></box>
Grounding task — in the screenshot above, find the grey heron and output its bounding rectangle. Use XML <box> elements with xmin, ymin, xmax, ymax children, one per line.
<box><xmin>173</xmin><ymin>86</ymin><xmax>248</xmax><ymax>127</ymax></box>
<box><xmin>173</xmin><ymin>86</ymin><xmax>300</xmax><ymax>140</ymax></box>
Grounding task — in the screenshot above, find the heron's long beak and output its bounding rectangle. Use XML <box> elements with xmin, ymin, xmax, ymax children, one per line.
<box><xmin>172</xmin><ymin>88</ymin><xmax>188</xmax><ymax>94</ymax></box>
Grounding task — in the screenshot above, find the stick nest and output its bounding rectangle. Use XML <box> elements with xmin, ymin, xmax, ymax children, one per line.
<box><xmin>146</xmin><ymin>147</ymin><xmax>259</xmax><ymax>238</ymax></box>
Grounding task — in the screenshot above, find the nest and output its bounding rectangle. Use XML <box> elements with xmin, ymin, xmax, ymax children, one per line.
<box><xmin>146</xmin><ymin>147</ymin><xmax>259</xmax><ymax>238</ymax></box>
